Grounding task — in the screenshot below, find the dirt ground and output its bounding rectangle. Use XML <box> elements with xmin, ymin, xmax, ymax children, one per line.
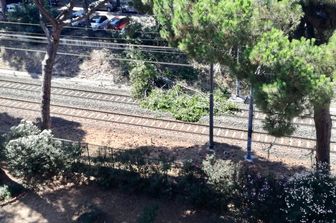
<box><xmin>0</xmin><ymin>184</ymin><xmax>223</xmax><ymax>223</ymax></box>
<box><xmin>0</xmin><ymin>105</ymin><xmax>314</xmax><ymax>223</ymax></box>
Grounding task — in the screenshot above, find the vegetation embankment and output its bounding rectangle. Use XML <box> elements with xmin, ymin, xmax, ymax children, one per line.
<box><xmin>1</xmin><ymin>121</ymin><xmax>335</xmax><ymax>222</ymax></box>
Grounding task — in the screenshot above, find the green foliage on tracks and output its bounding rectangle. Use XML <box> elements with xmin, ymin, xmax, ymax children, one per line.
<box><xmin>141</xmin><ymin>86</ymin><xmax>239</xmax><ymax>122</ymax></box>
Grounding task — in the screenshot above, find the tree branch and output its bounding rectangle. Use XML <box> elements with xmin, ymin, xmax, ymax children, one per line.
<box><xmin>32</xmin><ymin>0</ymin><xmax>58</xmax><ymax>27</ymax></box>
<box><xmin>39</xmin><ymin>13</ymin><xmax>51</xmax><ymax>41</ymax></box>
<box><xmin>62</xmin><ymin>0</ymin><xmax>109</xmax><ymax>25</ymax></box>
<box><xmin>57</xmin><ymin>0</ymin><xmax>75</xmax><ymax>22</ymax></box>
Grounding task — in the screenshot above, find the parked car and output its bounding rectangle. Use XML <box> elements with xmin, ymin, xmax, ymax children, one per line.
<box><xmin>6</xmin><ymin>3</ymin><xmax>21</xmax><ymax>13</ymax></box>
<box><xmin>105</xmin><ymin>1</ymin><xmax>119</xmax><ymax>12</ymax></box>
<box><xmin>90</xmin><ymin>15</ymin><xmax>109</xmax><ymax>31</ymax></box>
<box><xmin>108</xmin><ymin>17</ymin><xmax>129</xmax><ymax>30</ymax></box>
<box><xmin>121</xmin><ymin>4</ymin><xmax>138</xmax><ymax>14</ymax></box>
<box><xmin>71</xmin><ymin>10</ymin><xmax>86</xmax><ymax>27</ymax></box>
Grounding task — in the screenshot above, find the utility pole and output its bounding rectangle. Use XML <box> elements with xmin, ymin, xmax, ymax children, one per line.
<box><xmin>209</xmin><ymin>63</ymin><xmax>214</xmax><ymax>150</ymax></box>
<box><xmin>246</xmin><ymin>86</ymin><xmax>253</xmax><ymax>161</ymax></box>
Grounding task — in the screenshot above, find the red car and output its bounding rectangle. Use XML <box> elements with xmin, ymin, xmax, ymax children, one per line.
<box><xmin>108</xmin><ymin>17</ymin><xmax>130</xmax><ymax>30</ymax></box>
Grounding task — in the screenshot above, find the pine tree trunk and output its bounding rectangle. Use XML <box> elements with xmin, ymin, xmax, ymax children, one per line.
<box><xmin>314</xmin><ymin>103</ymin><xmax>332</xmax><ymax>170</ymax></box>
<box><xmin>41</xmin><ymin>28</ymin><xmax>61</xmax><ymax>130</ymax></box>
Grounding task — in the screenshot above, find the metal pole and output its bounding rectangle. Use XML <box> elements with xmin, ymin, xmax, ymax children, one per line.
<box><xmin>236</xmin><ymin>79</ymin><xmax>240</xmax><ymax>97</ymax></box>
<box><xmin>209</xmin><ymin>63</ymin><xmax>214</xmax><ymax>150</ymax></box>
<box><xmin>236</xmin><ymin>48</ymin><xmax>240</xmax><ymax>97</ymax></box>
<box><xmin>246</xmin><ymin>85</ymin><xmax>253</xmax><ymax>161</ymax></box>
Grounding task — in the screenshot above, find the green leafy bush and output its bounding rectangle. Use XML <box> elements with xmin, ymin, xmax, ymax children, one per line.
<box><xmin>0</xmin><ymin>185</ymin><xmax>11</xmax><ymax>202</ymax></box>
<box><xmin>4</xmin><ymin>120</ymin><xmax>40</xmax><ymax>141</ymax></box>
<box><xmin>282</xmin><ymin>170</ymin><xmax>336</xmax><ymax>223</ymax></box>
<box><xmin>130</xmin><ymin>63</ymin><xmax>157</xmax><ymax>99</ymax></box>
<box><xmin>141</xmin><ymin>86</ymin><xmax>238</xmax><ymax>122</ymax></box>
<box><xmin>5</xmin><ymin>121</ymin><xmax>82</xmax><ymax>184</ymax></box>
<box><xmin>3</xmin><ymin>2</ymin><xmax>57</xmax><ymax>33</ymax></box>
<box><xmin>141</xmin><ymin>86</ymin><xmax>208</xmax><ymax>122</ymax></box>
<box><xmin>202</xmin><ymin>155</ymin><xmax>238</xmax><ymax>195</ymax></box>
<box><xmin>234</xmin><ymin>166</ymin><xmax>285</xmax><ymax>222</ymax></box>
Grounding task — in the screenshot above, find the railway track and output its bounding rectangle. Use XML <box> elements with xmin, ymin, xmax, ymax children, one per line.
<box><xmin>0</xmin><ymin>95</ymin><xmax>335</xmax><ymax>153</ymax></box>
<box><xmin>0</xmin><ymin>76</ymin><xmax>335</xmax><ymax>130</ymax></box>
<box><xmin>0</xmin><ymin>76</ymin><xmax>136</xmax><ymax>105</ymax></box>
<box><xmin>238</xmin><ymin>108</ymin><xmax>336</xmax><ymax>127</ymax></box>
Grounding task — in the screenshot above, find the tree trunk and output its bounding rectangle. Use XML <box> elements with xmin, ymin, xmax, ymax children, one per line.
<box><xmin>0</xmin><ymin>0</ymin><xmax>6</xmax><ymax>20</ymax></box>
<box><xmin>314</xmin><ymin>103</ymin><xmax>332</xmax><ymax>170</ymax></box>
<box><xmin>41</xmin><ymin>28</ymin><xmax>61</xmax><ymax>130</ymax></box>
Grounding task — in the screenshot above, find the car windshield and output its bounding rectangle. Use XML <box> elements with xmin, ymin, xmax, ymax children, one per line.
<box><xmin>110</xmin><ymin>18</ymin><xmax>120</xmax><ymax>25</ymax></box>
<box><xmin>90</xmin><ymin>16</ymin><xmax>100</xmax><ymax>23</ymax></box>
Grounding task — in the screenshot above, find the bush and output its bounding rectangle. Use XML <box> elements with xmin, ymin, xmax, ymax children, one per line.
<box><xmin>3</xmin><ymin>3</ymin><xmax>56</xmax><ymax>34</ymax></box>
<box><xmin>141</xmin><ymin>86</ymin><xmax>239</xmax><ymax>122</ymax></box>
<box><xmin>5</xmin><ymin>121</ymin><xmax>82</xmax><ymax>184</ymax></box>
<box><xmin>202</xmin><ymin>155</ymin><xmax>238</xmax><ymax>195</ymax></box>
<box><xmin>4</xmin><ymin>120</ymin><xmax>40</xmax><ymax>142</ymax></box>
<box><xmin>0</xmin><ymin>185</ymin><xmax>11</xmax><ymax>202</ymax></box>
<box><xmin>234</xmin><ymin>166</ymin><xmax>285</xmax><ymax>222</ymax></box>
<box><xmin>130</xmin><ymin>63</ymin><xmax>157</xmax><ymax>99</ymax></box>
<box><xmin>282</xmin><ymin>170</ymin><xmax>336</xmax><ymax>223</ymax></box>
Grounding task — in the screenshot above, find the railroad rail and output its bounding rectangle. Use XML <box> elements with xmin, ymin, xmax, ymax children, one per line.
<box><xmin>0</xmin><ymin>76</ymin><xmax>335</xmax><ymax>130</ymax></box>
<box><xmin>0</xmin><ymin>95</ymin><xmax>335</xmax><ymax>153</ymax></box>
<box><xmin>0</xmin><ymin>76</ymin><xmax>136</xmax><ymax>105</ymax></box>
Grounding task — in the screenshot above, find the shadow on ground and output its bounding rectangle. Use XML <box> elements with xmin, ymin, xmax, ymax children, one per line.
<box><xmin>0</xmin><ymin>139</ymin><xmax>308</xmax><ymax>222</ymax></box>
<box><xmin>0</xmin><ymin>112</ymin><xmax>87</xmax><ymax>142</ymax></box>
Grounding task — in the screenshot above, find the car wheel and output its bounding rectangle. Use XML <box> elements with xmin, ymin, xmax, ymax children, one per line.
<box><xmin>107</xmin><ymin>7</ymin><xmax>111</xmax><ymax>12</ymax></box>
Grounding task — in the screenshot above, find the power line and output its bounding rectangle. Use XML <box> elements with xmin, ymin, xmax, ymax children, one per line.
<box><xmin>0</xmin><ymin>33</ymin><xmax>185</xmax><ymax>57</ymax></box>
<box><xmin>0</xmin><ymin>46</ymin><xmax>193</xmax><ymax>67</ymax></box>
<box><xmin>0</xmin><ymin>29</ymin><xmax>166</xmax><ymax>45</ymax></box>
<box><xmin>0</xmin><ymin>35</ymin><xmax>185</xmax><ymax>55</ymax></box>
<box><xmin>0</xmin><ymin>32</ymin><xmax>179</xmax><ymax>51</ymax></box>
<box><xmin>0</xmin><ymin>20</ymin><xmax>161</xmax><ymax>35</ymax></box>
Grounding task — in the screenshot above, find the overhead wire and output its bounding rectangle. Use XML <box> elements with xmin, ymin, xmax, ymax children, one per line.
<box><xmin>0</xmin><ymin>20</ymin><xmax>161</xmax><ymax>35</ymax></box>
<box><xmin>0</xmin><ymin>46</ymin><xmax>193</xmax><ymax>67</ymax></box>
<box><xmin>0</xmin><ymin>32</ymin><xmax>184</xmax><ymax>55</ymax></box>
<box><xmin>0</xmin><ymin>29</ymin><xmax>165</xmax><ymax>45</ymax></box>
<box><xmin>0</xmin><ymin>31</ymin><xmax>178</xmax><ymax>50</ymax></box>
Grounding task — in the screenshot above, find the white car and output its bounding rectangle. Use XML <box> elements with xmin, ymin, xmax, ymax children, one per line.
<box><xmin>90</xmin><ymin>15</ymin><xmax>109</xmax><ymax>31</ymax></box>
<box><xmin>6</xmin><ymin>3</ymin><xmax>21</xmax><ymax>13</ymax></box>
<box><xmin>71</xmin><ymin>10</ymin><xmax>86</xmax><ymax>27</ymax></box>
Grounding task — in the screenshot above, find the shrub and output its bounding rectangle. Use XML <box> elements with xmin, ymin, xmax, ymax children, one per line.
<box><xmin>3</xmin><ymin>2</ymin><xmax>57</xmax><ymax>34</ymax></box>
<box><xmin>202</xmin><ymin>155</ymin><xmax>238</xmax><ymax>195</ymax></box>
<box><xmin>130</xmin><ymin>63</ymin><xmax>157</xmax><ymax>99</ymax></box>
<box><xmin>282</xmin><ymin>170</ymin><xmax>336</xmax><ymax>223</ymax></box>
<box><xmin>141</xmin><ymin>86</ymin><xmax>238</xmax><ymax>122</ymax></box>
<box><xmin>234</xmin><ymin>166</ymin><xmax>285</xmax><ymax>222</ymax></box>
<box><xmin>5</xmin><ymin>121</ymin><xmax>82</xmax><ymax>184</ymax></box>
<box><xmin>0</xmin><ymin>185</ymin><xmax>11</xmax><ymax>202</ymax></box>
<box><xmin>4</xmin><ymin>120</ymin><xmax>40</xmax><ymax>142</ymax></box>
<box><xmin>141</xmin><ymin>86</ymin><xmax>208</xmax><ymax>122</ymax></box>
